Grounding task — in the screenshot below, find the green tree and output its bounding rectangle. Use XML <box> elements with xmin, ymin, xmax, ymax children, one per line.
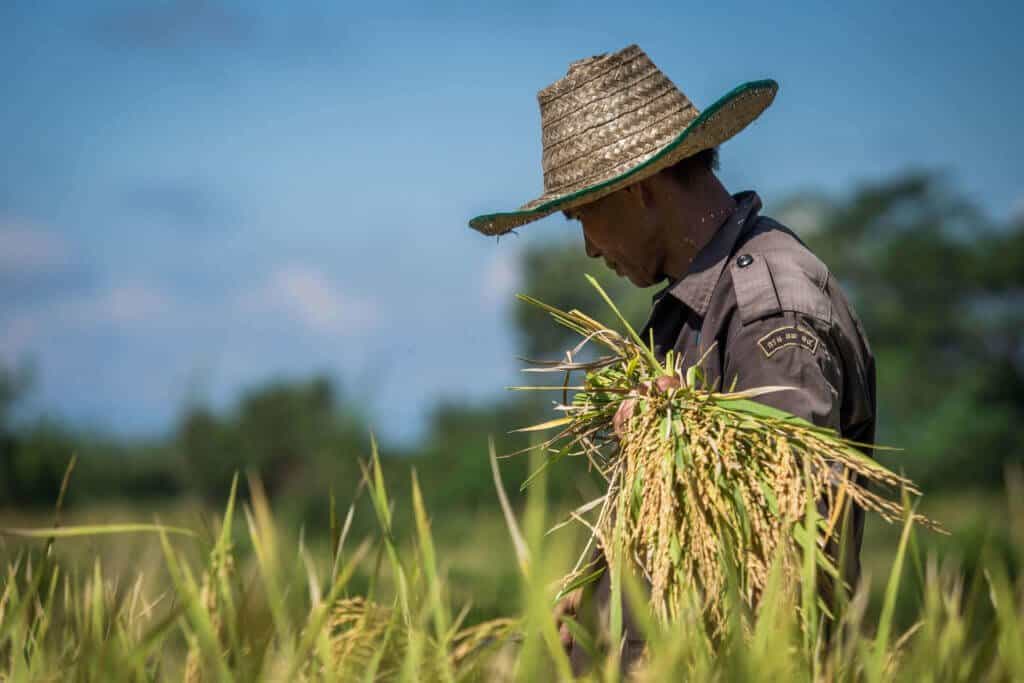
<box><xmin>175</xmin><ymin>375</ymin><xmax>368</xmax><ymax>503</ymax></box>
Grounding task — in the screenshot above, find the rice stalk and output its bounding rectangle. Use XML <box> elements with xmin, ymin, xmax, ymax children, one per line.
<box><xmin>514</xmin><ymin>275</ymin><xmax>943</xmax><ymax>634</ymax></box>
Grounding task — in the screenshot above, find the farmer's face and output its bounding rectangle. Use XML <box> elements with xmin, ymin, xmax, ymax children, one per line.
<box><xmin>568</xmin><ymin>183</ymin><xmax>665</xmax><ymax>288</ymax></box>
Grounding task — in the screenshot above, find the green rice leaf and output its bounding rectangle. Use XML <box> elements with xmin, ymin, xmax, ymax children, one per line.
<box><xmin>511</xmin><ymin>416</ymin><xmax>574</xmax><ymax>433</ymax></box>
<box><xmin>0</xmin><ymin>524</ymin><xmax>195</xmax><ymax>539</ymax></box>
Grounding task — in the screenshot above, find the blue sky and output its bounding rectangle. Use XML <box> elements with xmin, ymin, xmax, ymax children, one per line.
<box><xmin>2</xmin><ymin>0</ymin><xmax>1022</xmax><ymax>444</ymax></box>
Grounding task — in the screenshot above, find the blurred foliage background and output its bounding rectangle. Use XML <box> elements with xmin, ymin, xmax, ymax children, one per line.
<box><xmin>2</xmin><ymin>170</ymin><xmax>1022</xmax><ymax>621</ymax></box>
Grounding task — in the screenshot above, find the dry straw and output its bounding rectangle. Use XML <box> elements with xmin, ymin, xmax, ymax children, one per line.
<box><xmin>469</xmin><ymin>44</ymin><xmax>777</xmax><ymax>235</ymax></box>
<box><xmin>512</xmin><ymin>275</ymin><xmax>942</xmax><ymax>631</ymax></box>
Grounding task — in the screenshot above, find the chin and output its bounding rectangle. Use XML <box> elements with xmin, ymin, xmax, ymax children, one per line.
<box><xmin>626</xmin><ymin>272</ymin><xmax>654</xmax><ymax>288</ymax></box>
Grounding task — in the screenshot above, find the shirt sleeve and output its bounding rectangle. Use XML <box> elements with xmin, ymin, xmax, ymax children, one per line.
<box><xmin>720</xmin><ymin>310</ymin><xmax>842</xmax><ymax>431</ymax></box>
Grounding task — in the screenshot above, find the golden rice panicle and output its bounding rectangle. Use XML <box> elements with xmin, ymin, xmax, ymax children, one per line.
<box><xmin>515</xmin><ymin>280</ymin><xmax>943</xmax><ymax>633</ymax></box>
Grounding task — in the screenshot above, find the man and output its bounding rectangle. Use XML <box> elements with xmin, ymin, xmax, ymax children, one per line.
<box><xmin>469</xmin><ymin>45</ymin><xmax>876</xmax><ymax>673</ymax></box>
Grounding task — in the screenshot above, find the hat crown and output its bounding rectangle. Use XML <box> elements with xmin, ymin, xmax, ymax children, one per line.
<box><xmin>566</xmin><ymin>53</ymin><xmax>606</xmax><ymax>76</ymax></box>
<box><xmin>535</xmin><ymin>45</ymin><xmax>699</xmax><ymax>196</ymax></box>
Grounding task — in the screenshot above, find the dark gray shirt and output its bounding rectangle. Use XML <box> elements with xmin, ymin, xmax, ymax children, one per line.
<box><xmin>641</xmin><ymin>191</ymin><xmax>876</xmax><ymax>448</ymax></box>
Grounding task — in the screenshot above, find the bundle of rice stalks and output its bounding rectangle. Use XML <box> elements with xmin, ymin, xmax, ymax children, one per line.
<box><xmin>512</xmin><ymin>275</ymin><xmax>941</xmax><ymax>631</ymax></box>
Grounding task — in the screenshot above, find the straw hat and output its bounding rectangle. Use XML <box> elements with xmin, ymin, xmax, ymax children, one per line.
<box><xmin>469</xmin><ymin>45</ymin><xmax>777</xmax><ymax>236</ymax></box>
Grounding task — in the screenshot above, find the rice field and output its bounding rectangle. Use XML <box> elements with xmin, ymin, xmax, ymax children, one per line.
<box><xmin>0</xmin><ymin>444</ymin><xmax>1021</xmax><ymax>681</ymax></box>
<box><xmin>2</xmin><ymin>282</ymin><xmax>1023</xmax><ymax>680</ymax></box>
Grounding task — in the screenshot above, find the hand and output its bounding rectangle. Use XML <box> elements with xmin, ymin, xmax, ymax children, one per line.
<box><xmin>554</xmin><ymin>587</ymin><xmax>583</xmax><ymax>649</ymax></box>
<box><xmin>612</xmin><ymin>375</ymin><xmax>681</xmax><ymax>440</ymax></box>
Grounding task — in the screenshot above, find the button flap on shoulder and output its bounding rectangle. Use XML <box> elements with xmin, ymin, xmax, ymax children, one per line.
<box><xmin>765</xmin><ymin>252</ymin><xmax>833</xmax><ymax>324</ymax></box>
<box><xmin>730</xmin><ymin>255</ymin><xmax>781</xmax><ymax>325</ymax></box>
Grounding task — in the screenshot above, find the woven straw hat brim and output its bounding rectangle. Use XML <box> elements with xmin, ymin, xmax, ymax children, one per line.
<box><xmin>469</xmin><ymin>79</ymin><xmax>777</xmax><ymax>236</ymax></box>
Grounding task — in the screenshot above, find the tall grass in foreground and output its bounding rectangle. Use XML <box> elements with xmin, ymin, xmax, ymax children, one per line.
<box><xmin>1</xmin><ymin>445</ymin><xmax>1023</xmax><ymax>681</ymax></box>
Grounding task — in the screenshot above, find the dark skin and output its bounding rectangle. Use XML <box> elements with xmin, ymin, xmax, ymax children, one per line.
<box><xmin>563</xmin><ymin>164</ymin><xmax>737</xmax><ymax>288</ymax></box>
<box><xmin>555</xmin><ymin>163</ymin><xmax>737</xmax><ymax>649</ymax></box>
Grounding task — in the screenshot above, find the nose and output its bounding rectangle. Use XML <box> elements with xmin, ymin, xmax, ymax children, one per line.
<box><xmin>584</xmin><ymin>234</ymin><xmax>601</xmax><ymax>259</ymax></box>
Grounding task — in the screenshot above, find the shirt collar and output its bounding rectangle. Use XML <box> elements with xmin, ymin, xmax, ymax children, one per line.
<box><xmin>664</xmin><ymin>190</ymin><xmax>763</xmax><ymax>317</ymax></box>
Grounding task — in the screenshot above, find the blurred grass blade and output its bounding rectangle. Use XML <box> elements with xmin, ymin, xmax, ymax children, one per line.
<box><xmin>868</xmin><ymin>491</ymin><xmax>917</xmax><ymax>682</ymax></box>
<box><xmin>1</xmin><ymin>524</ymin><xmax>195</xmax><ymax>539</ymax></box>
<box><xmin>490</xmin><ymin>436</ymin><xmax>530</xmax><ymax>575</ymax></box>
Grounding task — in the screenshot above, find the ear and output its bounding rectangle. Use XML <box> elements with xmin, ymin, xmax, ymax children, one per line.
<box><xmin>630</xmin><ymin>177</ymin><xmax>657</xmax><ymax>210</ymax></box>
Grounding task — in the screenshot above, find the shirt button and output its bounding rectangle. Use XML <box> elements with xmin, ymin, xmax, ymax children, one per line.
<box><xmin>737</xmin><ymin>254</ymin><xmax>754</xmax><ymax>268</ymax></box>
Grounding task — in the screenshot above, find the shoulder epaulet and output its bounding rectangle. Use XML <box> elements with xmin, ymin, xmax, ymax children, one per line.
<box><xmin>729</xmin><ymin>218</ymin><xmax>833</xmax><ymax>325</ymax></box>
<box><xmin>730</xmin><ymin>253</ymin><xmax>780</xmax><ymax>325</ymax></box>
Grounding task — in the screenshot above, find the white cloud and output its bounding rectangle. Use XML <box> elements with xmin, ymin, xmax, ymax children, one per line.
<box><xmin>241</xmin><ymin>264</ymin><xmax>377</xmax><ymax>335</ymax></box>
<box><xmin>0</xmin><ymin>220</ymin><xmax>71</xmax><ymax>273</ymax></box>
<box><xmin>0</xmin><ymin>219</ymin><xmax>176</xmax><ymax>362</ymax></box>
<box><xmin>0</xmin><ymin>282</ymin><xmax>174</xmax><ymax>361</ymax></box>
<box><xmin>481</xmin><ymin>246</ymin><xmax>521</xmax><ymax>307</ymax></box>
<box><xmin>75</xmin><ymin>284</ymin><xmax>173</xmax><ymax>324</ymax></box>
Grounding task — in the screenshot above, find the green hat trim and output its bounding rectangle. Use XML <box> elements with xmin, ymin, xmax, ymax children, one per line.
<box><xmin>469</xmin><ymin>79</ymin><xmax>778</xmax><ymax>234</ymax></box>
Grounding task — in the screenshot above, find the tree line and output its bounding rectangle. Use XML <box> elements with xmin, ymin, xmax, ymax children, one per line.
<box><xmin>2</xmin><ymin>172</ymin><xmax>1021</xmax><ymax>517</ymax></box>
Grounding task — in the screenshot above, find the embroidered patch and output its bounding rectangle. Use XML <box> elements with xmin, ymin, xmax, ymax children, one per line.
<box><xmin>757</xmin><ymin>326</ymin><xmax>819</xmax><ymax>358</ymax></box>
